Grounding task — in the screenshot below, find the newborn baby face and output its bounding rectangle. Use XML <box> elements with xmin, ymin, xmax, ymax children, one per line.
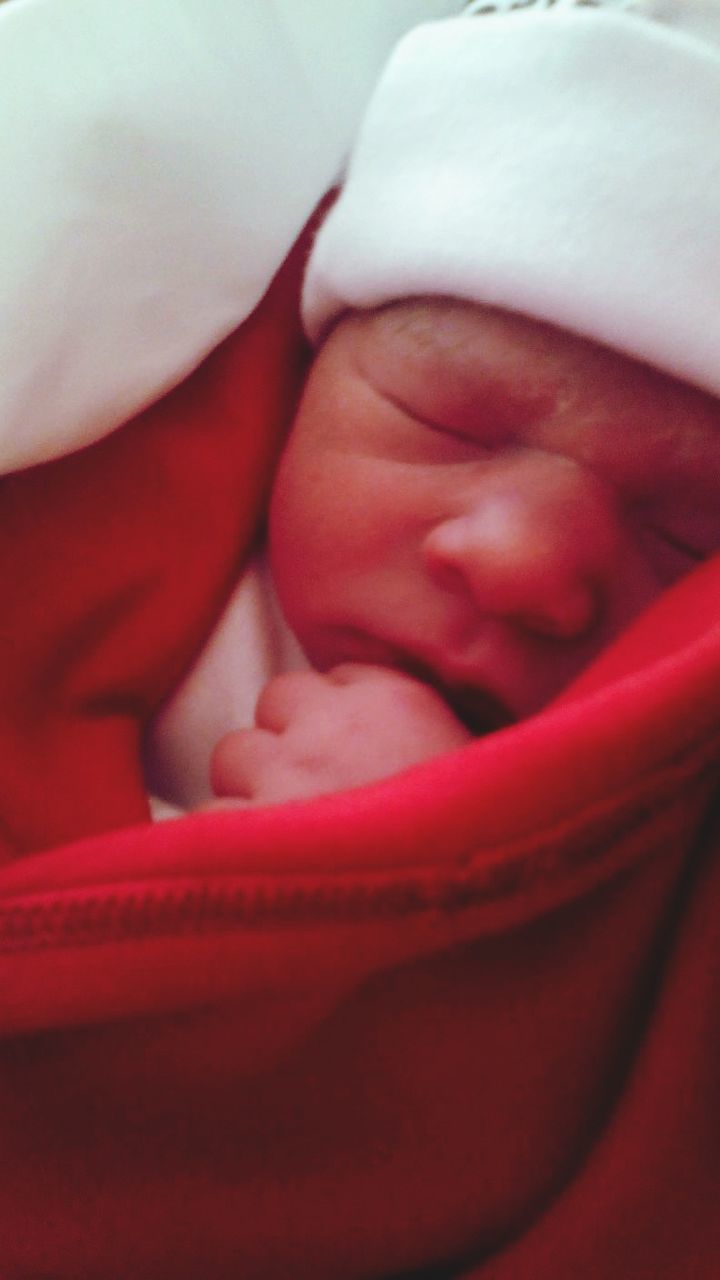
<box><xmin>269</xmin><ymin>299</ymin><xmax>720</xmax><ymax>730</ymax></box>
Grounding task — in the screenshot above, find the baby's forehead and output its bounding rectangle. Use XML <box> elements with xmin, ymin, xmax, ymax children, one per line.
<box><xmin>358</xmin><ymin>298</ymin><xmax>506</xmax><ymax>363</ymax></box>
<box><xmin>345</xmin><ymin>298</ymin><xmax>643</xmax><ymax>415</ymax></box>
<box><xmin>349</xmin><ymin>299</ymin><xmax>554</xmax><ymax>398</ymax></box>
<box><xmin>352</xmin><ymin>298</ymin><xmax>614</xmax><ymax>385</ymax></box>
<box><xmin>320</xmin><ymin>297</ymin><xmax>720</xmax><ymax>498</ymax></box>
<box><xmin>351</xmin><ymin>298</ymin><xmax>720</xmax><ymax>418</ymax></box>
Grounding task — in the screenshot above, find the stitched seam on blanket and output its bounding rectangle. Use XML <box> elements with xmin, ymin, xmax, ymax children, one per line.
<box><xmin>0</xmin><ymin>735</ymin><xmax>717</xmax><ymax>954</ymax></box>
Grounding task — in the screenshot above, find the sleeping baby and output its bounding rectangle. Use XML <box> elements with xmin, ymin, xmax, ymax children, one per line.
<box><xmin>146</xmin><ymin>0</ymin><xmax>720</xmax><ymax>813</ymax></box>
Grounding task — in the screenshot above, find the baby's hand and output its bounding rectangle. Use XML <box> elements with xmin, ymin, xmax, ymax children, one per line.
<box><xmin>210</xmin><ymin>664</ymin><xmax>471</xmax><ymax>807</ymax></box>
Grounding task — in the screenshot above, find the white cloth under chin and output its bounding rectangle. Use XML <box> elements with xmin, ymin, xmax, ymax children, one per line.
<box><xmin>144</xmin><ymin>553</ymin><xmax>308</xmax><ymax>816</ymax></box>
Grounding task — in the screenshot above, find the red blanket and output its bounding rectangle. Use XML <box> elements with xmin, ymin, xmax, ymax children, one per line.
<box><xmin>0</xmin><ymin>247</ymin><xmax>719</xmax><ymax>1277</ymax></box>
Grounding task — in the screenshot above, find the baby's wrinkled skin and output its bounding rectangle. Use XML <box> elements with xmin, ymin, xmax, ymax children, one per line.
<box><xmin>211</xmin><ymin>298</ymin><xmax>720</xmax><ymax>806</ymax></box>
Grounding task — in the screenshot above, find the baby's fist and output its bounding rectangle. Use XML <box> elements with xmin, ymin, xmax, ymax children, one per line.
<box><xmin>210</xmin><ymin>664</ymin><xmax>470</xmax><ymax>806</ymax></box>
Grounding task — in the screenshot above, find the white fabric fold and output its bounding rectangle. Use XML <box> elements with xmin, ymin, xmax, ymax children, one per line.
<box><xmin>143</xmin><ymin>553</ymin><xmax>308</xmax><ymax>810</ymax></box>
<box><xmin>0</xmin><ymin>0</ymin><xmax>461</xmax><ymax>473</ymax></box>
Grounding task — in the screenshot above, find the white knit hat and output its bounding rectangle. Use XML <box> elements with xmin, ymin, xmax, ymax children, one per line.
<box><xmin>302</xmin><ymin>0</ymin><xmax>720</xmax><ymax>398</ymax></box>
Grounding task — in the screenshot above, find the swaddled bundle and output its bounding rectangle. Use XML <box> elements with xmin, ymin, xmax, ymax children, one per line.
<box><xmin>1</xmin><ymin>3</ymin><xmax>720</xmax><ymax>1279</ymax></box>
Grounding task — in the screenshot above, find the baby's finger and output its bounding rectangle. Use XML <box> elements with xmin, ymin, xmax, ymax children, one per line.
<box><xmin>254</xmin><ymin>670</ymin><xmax>326</xmax><ymax>732</ymax></box>
<box><xmin>210</xmin><ymin>727</ymin><xmax>279</xmax><ymax>799</ymax></box>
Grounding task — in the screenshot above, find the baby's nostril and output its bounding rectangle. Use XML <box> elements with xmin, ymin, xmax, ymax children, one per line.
<box><xmin>516</xmin><ymin>581</ymin><xmax>600</xmax><ymax>640</ymax></box>
<box><xmin>424</xmin><ymin>553</ymin><xmax>469</xmax><ymax>598</ymax></box>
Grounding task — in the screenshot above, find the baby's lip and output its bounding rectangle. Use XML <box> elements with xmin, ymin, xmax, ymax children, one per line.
<box><xmin>320</xmin><ymin>626</ymin><xmax>514</xmax><ymax>734</ymax></box>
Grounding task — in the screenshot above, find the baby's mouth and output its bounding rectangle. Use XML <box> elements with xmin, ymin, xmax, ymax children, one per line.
<box><xmin>439</xmin><ymin>681</ymin><xmax>513</xmax><ymax>736</ymax></box>
<box><xmin>320</xmin><ymin>626</ymin><xmax>513</xmax><ymax>735</ymax></box>
<box><xmin>398</xmin><ymin>653</ymin><xmax>513</xmax><ymax>736</ymax></box>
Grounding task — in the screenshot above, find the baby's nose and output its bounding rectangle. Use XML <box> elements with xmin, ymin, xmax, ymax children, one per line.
<box><xmin>422</xmin><ymin>451</ymin><xmax>621</xmax><ymax>639</ymax></box>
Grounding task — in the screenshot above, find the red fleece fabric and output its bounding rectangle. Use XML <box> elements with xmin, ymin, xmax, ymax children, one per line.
<box><xmin>0</xmin><ymin>239</ymin><xmax>310</xmax><ymax>860</ymax></box>
<box><xmin>1</xmin><ymin>237</ymin><xmax>720</xmax><ymax>1277</ymax></box>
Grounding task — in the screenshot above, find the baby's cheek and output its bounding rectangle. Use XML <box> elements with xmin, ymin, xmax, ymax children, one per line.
<box><xmin>271</xmin><ymin>448</ymin><xmax>364</xmax><ymax>588</ymax></box>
